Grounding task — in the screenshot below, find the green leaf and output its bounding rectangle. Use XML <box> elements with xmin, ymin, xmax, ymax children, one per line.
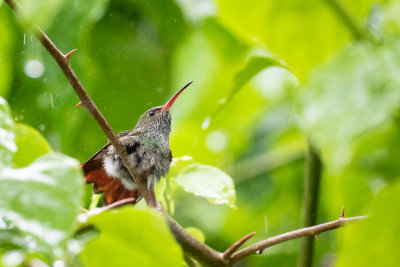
<box><xmin>297</xmin><ymin>38</ymin><xmax>400</xmax><ymax>170</ymax></box>
<box><xmin>207</xmin><ymin>54</ymin><xmax>293</xmax><ymax>127</ymax></box>
<box><xmin>0</xmin><ymin>153</ymin><xmax>83</xmax><ymax>256</ymax></box>
<box><xmin>12</xmin><ymin>123</ymin><xmax>52</xmax><ymax>168</ymax></box>
<box><xmin>335</xmin><ymin>178</ymin><xmax>400</xmax><ymax>266</ymax></box>
<box><xmin>233</xmin><ymin>56</ymin><xmax>288</xmax><ymax>94</ymax></box>
<box><xmin>0</xmin><ymin>97</ymin><xmax>16</xmax><ymax>169</ymax></box>
<box><xmin>175</xmin><ymin>163</ymin><xmax>236</xmax><ymax>208</ymax></box>
<box><xmin>80</xmin><ymin>208</ymin><xmax>184</xmax><ymax>267</ymax></box>
<box><xmin>217</xmin><ymin>55</ymin><xmax>289</xmax><ymax>111</ymax></box>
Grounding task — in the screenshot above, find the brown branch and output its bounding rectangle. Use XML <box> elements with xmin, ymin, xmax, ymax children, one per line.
<box><xmin>159</xmin><ymin>209</ymin><xmax>224</xmax><ymax>266</ymax></box>
<box><xmin>40</xmin><ymin>35</ymin><xmax>159</xmax><ymax>208</ymax></box>
<box><xmin>4</xmin><ymin>0</ymin><xmax>218</xmax><ymax>264</ymax></box>
<box><xmin>5</xmin><ymin>1</ymin><xmax>369</xmax><ymax>266</ymax></box>
<box><xmin>3</xmin><ymin>0</ymin><xmax>155</xmax><ymax>208</ymax></box>
<box><xmin>229</xmin><ymin>215</ymin><xmax>368</xmax><ymax>263</ymax></box>
<box><xmin>222</xmin><ymin>232</ymin><xmax>256</xmax><ymax>262</ymax></box>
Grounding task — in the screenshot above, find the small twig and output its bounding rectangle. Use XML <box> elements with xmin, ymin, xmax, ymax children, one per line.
<box><xmin>229</xmin><ymin>215</ymin><xmax>368</xmax><ymax>263</ymax></box>
<box><xmin>82</xmin><ymin>198</ymin><xmax>137</xmax><ymax>220</ymax></box>
<box><xmin>222</xmin><ymin>232</ymin><xmax>256</xmax><ymax>262</ymax></box>
<box><xmin>98</xmin><ymin>197</ymin><xmax>136</xmax><ymax>211</ymax></box>
<box><xmin>75</xmin><ymin>197</ymin><xmax>136</xmax><ymax>236</ymax></box>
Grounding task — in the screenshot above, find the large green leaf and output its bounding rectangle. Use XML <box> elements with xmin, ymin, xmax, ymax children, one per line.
<box><xmin>297</xmin><ymin>38</ymin><xmax>400</xmax><ymax>170</ymax></box>
<box><xmin>0</xmin><ymin>98</ymin><xmax>81</xmax><ymax>258</ymax></box>
<box><xmin>12</xmin><ymin>123</ymin><xmax>52</xmax><ymax>168</ymax></box>
<box><xmin>335</xmin><ymin>178</ymin><xmax>400</xmax><ymax>266</ymax></box>
<box><xmin>0</xmin><ymin>153</ymin><xmax>83</xmax><ymax>256</ymax></box>
<box><xmin>216</xmin><ymin>0</ymin><xmax>384</xmax><ymax>78</ymax></box>
<box><xmin>175</xmin><ymin>163</ymin><xmax>236</xmax><ymax>208</ymax></box>
<box><xmin>80</xmin><ymin>208</ymin><xmax>184</xmax><ymax>267</ymax></box>
<box><xmin>216</xmin><ymin>0</ymin><xmax>345</xmax><ymax>78</ymax></box>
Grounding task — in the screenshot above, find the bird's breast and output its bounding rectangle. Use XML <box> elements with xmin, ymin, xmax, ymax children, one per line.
<box><xmin>103</xmin><ymin>137</ymin><xmax>172</xmax><ymax>190</ymax></box>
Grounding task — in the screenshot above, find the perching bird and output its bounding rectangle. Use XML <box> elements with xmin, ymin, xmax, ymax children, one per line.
<box><xmin>81</xmin><ymin>82</ymin><xmax>192</xmax><ymax>205</ymax></box>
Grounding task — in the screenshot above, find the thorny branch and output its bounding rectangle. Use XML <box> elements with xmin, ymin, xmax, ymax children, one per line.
<box><xmin>229</xmin><ymin>212</ymin><xmax>368</xmax><ymax>263</ymax></box>
<box><xmin>4</xmin><ymin>0</ymin><xmax>368</xmax><ymax>266</ymax></box>
<box><xmin>3</xmin><ymin>0</ymin><xmax>157</xmax><ymax>208</ymax></box>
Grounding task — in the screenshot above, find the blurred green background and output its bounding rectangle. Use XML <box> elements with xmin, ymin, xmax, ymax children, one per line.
<box><xmin>1</xmin><ymin>0</ymin><xmax>400</xmax><ymax>266</ymax></box>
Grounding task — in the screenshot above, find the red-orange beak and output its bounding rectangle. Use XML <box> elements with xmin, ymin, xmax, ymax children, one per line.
<box><xmin>161</xmin><ymin>81</ymin><xmax>192</xmax><ymax>111</ymax></box>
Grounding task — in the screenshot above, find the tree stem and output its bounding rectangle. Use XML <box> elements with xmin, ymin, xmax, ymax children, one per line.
<box><xmin>298</xmin><ymin>144</ymin><xmax>322</xmax><ymax>267</ymax></box>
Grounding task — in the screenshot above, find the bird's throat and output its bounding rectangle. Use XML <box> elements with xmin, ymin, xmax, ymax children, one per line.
<box><xmin>140</xmin><ymin>131</ymin><xmax>170</xmax><ymax>156</ymax></box>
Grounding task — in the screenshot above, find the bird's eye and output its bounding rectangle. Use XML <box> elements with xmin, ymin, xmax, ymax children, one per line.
<box><xmin>149</xmin><ymin>110</ymin><xmax>155</xmax><ymax>116</ymax></box>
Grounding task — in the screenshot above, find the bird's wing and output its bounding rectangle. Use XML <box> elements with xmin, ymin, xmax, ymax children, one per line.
<box><xmin>81</xmin><ymin>143</ymin><xmax>142</xmax><ymax>206</ymax></box>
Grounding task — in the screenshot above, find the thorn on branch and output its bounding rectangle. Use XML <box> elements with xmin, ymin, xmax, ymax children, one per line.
<box><xmin>223</xmin><ymin>232</ymin><xmax>256</xmax><ymax>261</ymax></box>
<box><xmin>65</xmin><ymin>49</ymin><xmax>77</xmax><ymax>62</ymax></box>
<box><xmin>340</xmin><ymin>206</ymin><xmax>345</xmax><ymax>219</ymax></box>
<box><xmin>314</xmin><ymin>234</ymin><xmax>318</xmax><ymax>241</ymax></box>
<box><xmin>75</xmin><ymin>101</ymin><xmax>82</xmax><ymax>108</ymax></box>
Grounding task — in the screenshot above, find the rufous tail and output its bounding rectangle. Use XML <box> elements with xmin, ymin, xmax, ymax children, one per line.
<box><xmin>81</xmin><ymin>156</ymin><xmax>142</xmax><ymax>205</ymax></box>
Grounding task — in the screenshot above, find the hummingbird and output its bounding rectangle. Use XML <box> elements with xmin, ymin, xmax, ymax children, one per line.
<box><xmin>81</xmin><ymin>81</ymin><xmax>192</xmax><ymax>205</ymax></box>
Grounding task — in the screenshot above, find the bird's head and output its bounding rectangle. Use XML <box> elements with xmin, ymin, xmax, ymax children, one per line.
<box><xmin>134</xmin><ymin>81</ymin><xmax>192</xmax><ymax>134</ymax></box>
